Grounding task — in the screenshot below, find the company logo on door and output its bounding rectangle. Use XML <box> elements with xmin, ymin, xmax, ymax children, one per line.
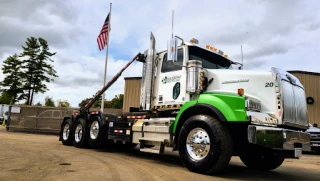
<box><xmin>162</xmin><ymin>75</ymin><xmax>181</xmax><ymax>84</ymax></box>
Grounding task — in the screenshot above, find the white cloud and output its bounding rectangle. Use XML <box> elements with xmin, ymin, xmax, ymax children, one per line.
<box><xmin>1</xmin><ymin>0</ymin><xmax>320</xmax><ymax>107</ymax></box>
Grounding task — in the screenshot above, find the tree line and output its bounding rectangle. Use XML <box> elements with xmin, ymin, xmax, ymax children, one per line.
<box><xmin>0</xmin><ymin>37</ymin><xmax>58</xmax><ymax>105</ymax></box>
<box><xmin>31</xmin><ymin>93</ymin><xmax>123</xmax><ymax>109</ymax></box>
<box><xmin>33</xmin><ymin>96</ymin><xmax>71</xmax><ymax>108</ymax></box>
<box><xmin>78</xmin><ymin>92</ymin><xmax>124</xmax><ymax>109</ymax></box>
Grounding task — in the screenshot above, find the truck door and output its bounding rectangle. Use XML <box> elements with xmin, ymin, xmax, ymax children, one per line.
<box><xmin>153</xmin><ymin>47</ymin><xmax>186</xmax><ymax>107</ymax></box>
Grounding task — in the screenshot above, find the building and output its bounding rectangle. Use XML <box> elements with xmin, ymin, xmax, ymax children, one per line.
<box><xmin>288</xmin><ymin>70</ymin><xmax>320</xmax><ymax>126</ymax></box>
<box><xmin>123</xmin><ymin>70</ymin><xmax>320</xmax><ymax>126</ymax></box>
<box><xmin>122</xmin><ymin>77</ymin><xmax>142</xmax><ymax>112</ymax></box>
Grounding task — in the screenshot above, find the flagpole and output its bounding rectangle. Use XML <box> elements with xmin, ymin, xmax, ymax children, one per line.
<box><xmin>101</xmin><ymin>3</ymin><xmax>112</xmax><ymax>112</ymax></box>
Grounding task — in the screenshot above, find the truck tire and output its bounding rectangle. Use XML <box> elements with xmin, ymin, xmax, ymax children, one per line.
<box><xmin>178</xmin><ymin>114</ymin><xmax>233</xmax><ymax>174</ymax></box>
<box><xmin>88</xmin><ymin>116</ymin><xmax>107</xmax><ymax>148</ymax></box>
<box><xmin>239</xmin><ymin>150</ymin><xmax>285</xmax><ymax>171</ymax></box>
<box><xmin>72</xmin><ymin>118</ymin><xmax>89</xmax><ymax>148</ymax></box>
<box><xmin>61</xmin><ymin>119</ymin><xmax>73</xmax><ymax>146</ymax></box>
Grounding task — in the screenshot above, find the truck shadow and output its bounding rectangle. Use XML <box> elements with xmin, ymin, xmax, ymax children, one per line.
<box><xmin>94</xmin><ymin>147</ymin><xmax>320</xmax><ymax>181</ymax></box>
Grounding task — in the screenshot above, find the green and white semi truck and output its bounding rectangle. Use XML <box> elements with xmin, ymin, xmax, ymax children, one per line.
<box><xmin>59</xmin><ymin>33</ymin><xmax>311</xmax><ymax>174</ymax></box>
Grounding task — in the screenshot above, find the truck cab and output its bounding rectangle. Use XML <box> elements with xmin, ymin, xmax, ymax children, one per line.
<box><xmin>152</xmin><ymin>42</ymin><xmax>234</xmax><ymax>108</ymax></box>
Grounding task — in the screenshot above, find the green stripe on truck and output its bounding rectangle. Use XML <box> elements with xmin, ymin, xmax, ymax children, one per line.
<box><xmin>172</xmin><ymin>93</ymin><xmax>247</xmax><ymax>133</ymax></box>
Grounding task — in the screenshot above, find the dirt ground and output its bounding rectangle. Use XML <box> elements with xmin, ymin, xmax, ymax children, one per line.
<box><xmin>0</xmin><ymin>127</ymin><xmax>319</xmax><ymax>181</ymax></box>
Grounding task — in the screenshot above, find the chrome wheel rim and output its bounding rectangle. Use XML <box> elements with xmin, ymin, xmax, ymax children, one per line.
<box><xmin>75</xmin><ymin>124</ymin><xmax>83</xmax><ymax>143</ymax></box>
<box><xmin>90</xmin><ymin>121</ymin><xmax>99</xmax><ymax>140</ymax></box>
<box><xmin>186</xmin><ymin>128</ymin><xmax>210</xmax><ymax>161</ymax></box>
<box><xmin>62</xmin><ymin>124</ymin><xmax>70</xmax><ymax>140</ymax></box>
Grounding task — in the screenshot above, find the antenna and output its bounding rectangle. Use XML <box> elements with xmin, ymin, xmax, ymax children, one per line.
<box><xmin>241</xmin><ymin>45</ymin><xmax>244</xmax><ymax>70</ymax></box>
<box><xmin>172</xmin><ymin>10</ymin><xmax>174</xmax><ymax>38</ymax></box>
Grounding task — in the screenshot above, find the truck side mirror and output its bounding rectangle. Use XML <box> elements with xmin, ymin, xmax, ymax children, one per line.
<box><xmin>167</xmin><ymin>37</ymin><xmax>178</xmax><ymax>63</ymax></box>
<box><xmin>4</xmin><ymin>111</ymin><xmax>8</xmax><ymax>115</ymax></box>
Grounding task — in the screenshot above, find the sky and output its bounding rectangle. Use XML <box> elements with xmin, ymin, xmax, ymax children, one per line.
<box><xmin>0</xmin><ymin>0</ymin><xmax>320</xmax><ymax>107</ymax></box>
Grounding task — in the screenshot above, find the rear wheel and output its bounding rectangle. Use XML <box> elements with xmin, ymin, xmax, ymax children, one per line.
<box><xmin>239</xmin><ymin>149</ymin><xmax>285</xmax><ymax>171</ymax></box>
<box><xmin>178</xmin><ymin>115</ymin><xmax>233</xmax><ymax>174</ymax></box>
<box><xmin>72</xmin><ymin>118</ymin><xmax>89</xmax><ymax>148</ymax></box>
<box><xmin>88</xmin><ymin>116</ymin><xmax>107</xmax><ymax>148</ymax></box>
<box><xmin>61</xmin><ymin>119</ymin><xmax>72</xmax><ymax>146</ymax></box>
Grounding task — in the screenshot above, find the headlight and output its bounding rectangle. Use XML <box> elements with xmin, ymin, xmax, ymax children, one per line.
<box><xmin>245</xmin><ymin>99</ymin><xmax>261</xmax><ymax>112</ymax></box>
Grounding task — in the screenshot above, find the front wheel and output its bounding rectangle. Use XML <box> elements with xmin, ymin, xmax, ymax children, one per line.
<box><xmin>178</xmin><ymin>115</ymin><xmax>233</xmax><ymax>174</ymax></box>
<box><xmin>239</xmin><ymin>150</ymin><xmax>285</xmax><ymax>171</ymax></box>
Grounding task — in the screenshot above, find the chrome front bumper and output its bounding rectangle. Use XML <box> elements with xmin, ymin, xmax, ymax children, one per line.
<box><xmin>248</xmin><ymin>125</ymin><xmax>311</xmax><ymax>152</ymax></box>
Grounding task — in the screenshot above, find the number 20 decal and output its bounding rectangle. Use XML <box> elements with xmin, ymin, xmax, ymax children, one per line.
<box><xmin>265</xmin><ymin>82</ymin><xmax>274</xmax><ymax>87</ymax></box>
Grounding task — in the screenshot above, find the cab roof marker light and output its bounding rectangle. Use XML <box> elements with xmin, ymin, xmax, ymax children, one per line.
<box><xmin>209</xmin><ymin>46</ymin><xmax>217</xmax><ymax>52</ymax></box>
<box><xmin>190</xmin><ymin>38</ymin><xmax>199</xmax><ymax>44</ymax></box>
<box><xmin>206</xmin><ymin>44</ymin><xmax>224</xmax><ymax>54</ymax></box>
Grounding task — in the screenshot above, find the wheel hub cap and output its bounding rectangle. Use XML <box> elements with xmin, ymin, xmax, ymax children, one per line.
<box><xmin>62</xmin><ymin>124</ymin><xmax>70</xmax><ymax>140</ymax></box>
<box><xmin>75</xmin><ymin>124</ymin><xmax>83</xmax><ymax>143</ymax></box>
<box><xmin>186</xmin><ymin>128</ymin><xmax>210</xmax><ymax>161</ymax></box>
<box><xmin>90</xmin><ymin>121</ymin><xmax>99</xmax><ymax>140</ymax></box>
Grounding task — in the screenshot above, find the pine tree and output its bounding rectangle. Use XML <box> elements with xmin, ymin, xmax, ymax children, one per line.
<box><xmin>20</xmin><ymin>37</ymin><xmax>40</xmax><ymax>105</ymax></box>
<box><xmin>0</xmin><ymin>54</ymin><xmax>24</xmax><ymax>103</ymax></box>
<box><xmin>20</xmin><ymin>37</ymin><xmax>58</xmax><ymax>105</ymax></box>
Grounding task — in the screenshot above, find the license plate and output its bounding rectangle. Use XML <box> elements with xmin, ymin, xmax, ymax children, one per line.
<box><xmin>294</xmin><ymin>148</ymin><xmax>302</xmax><ymax>158</ymax></box>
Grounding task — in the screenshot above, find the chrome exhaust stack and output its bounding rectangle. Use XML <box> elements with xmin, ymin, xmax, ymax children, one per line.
<box><xmin>140</xmin><ymin>32</ymin><xmax>157</xmax><ymax>111</ymax></box>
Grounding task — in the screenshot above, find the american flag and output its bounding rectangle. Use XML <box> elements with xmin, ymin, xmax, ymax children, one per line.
<box><xmin>97</xmin><ymin>13</ymin><xmax>110</xmax><ymax>51</ymax></box>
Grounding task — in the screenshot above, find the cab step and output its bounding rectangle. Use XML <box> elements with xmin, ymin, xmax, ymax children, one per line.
<box><xmin>139</xmin><ymin>137</ymin><xmax>166</xmax><ymax>154</ymax></box>
<box><xmin>140</xmin><ymin>148</ymin><xmax>164</xmax><ymax>154</ymax></box>
<box><xmin>139</xmin><ymin>137</ymin><xmax>166</xmax><ymax>142</ymax></box>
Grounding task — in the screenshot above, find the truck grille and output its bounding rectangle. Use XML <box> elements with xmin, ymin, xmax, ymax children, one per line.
<box><xmin>272</xmin><ymin>68</ymin><xmax>308</xmax><ymax>129</ymax></box>
<box><xmin>310</xmin><ymin>133</ymin><xmax>320</xmax><ymax>139</ymax></box>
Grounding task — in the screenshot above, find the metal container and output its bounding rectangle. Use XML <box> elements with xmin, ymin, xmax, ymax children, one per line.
<box><xmin>186</xmin><ymin>60</ymin><xmax>203</xmax><ymax>93</ymax></box>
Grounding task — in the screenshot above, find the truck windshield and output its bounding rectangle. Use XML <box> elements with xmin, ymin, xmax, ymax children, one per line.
<box><xmin>188</xmin><ymin>46</ymin><xmax>232</xmax><ymax>69</ymax></box>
